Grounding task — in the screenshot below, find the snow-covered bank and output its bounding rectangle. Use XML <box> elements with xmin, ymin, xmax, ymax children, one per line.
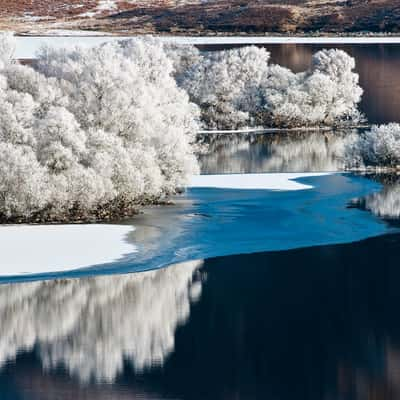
<box><xmin>162</xmin><ymin>36</ymin><xmax>400</xmax><ymax>45</ymax></box>
<box><xmin>198</xmin><ymin>127</ymin><xmax>336</xmax><ymax>134</ymax></box>
<box><xmin>0</xmin><ymin>174</ymin><xmax>390</xmax><ymax>284</ymax></box>
<box><xmin>13</xmin><ymin>35</ymin><xmax>400</xmax><ymax>59</ymax></box>
<box><xmin>0</xmin><ymin>224</ymin><xmax>136</xmax><ymax>276</ymax></box>
<box><xmin>189</xmin><ymin>173</ymin><xmax>332</xmax><ymax>190</ymax></box>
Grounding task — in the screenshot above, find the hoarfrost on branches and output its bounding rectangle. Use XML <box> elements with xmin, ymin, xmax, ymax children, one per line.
<box><xmin>344</xmin><ymin>123</ymin><xmax>400</xmax><ymax>169</ymax></box>
<box><xmin>0</xmin><ymin>35</ymin><xmax>200</xmax><ymax>222</ymax></box>
<box><xmin>180</xmin><ymin>47</ymin><xmax>364</xmax><ymax>129</ymax></box>
<box><xmin>0</xmin><ymin>35</ymin><xmax>369</xmax><ymax>221</ymax></box>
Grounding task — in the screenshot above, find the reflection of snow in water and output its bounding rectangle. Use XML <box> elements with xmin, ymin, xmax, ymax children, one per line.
<box><xmin>199</xmin><ymin>132</ymin><xmax>348</xmax><ymax>174</ymax></box>
<box><xmin>0</xmin><ymin>260</ymin><xmax>203</xmax><ymax>382</ymax></box>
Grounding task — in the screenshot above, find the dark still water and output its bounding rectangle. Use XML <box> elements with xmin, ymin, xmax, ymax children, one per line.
<box><xmin>198</xmin><ymin>131</ymin><xmax>347</xmax><ymax>174</ymax></box>
<box><xmin>2</xmin><ymin>232</ymin><xmax>400</xmax><ymax>400</ymax></box>
<box><xmin>200</xmin><ymin>43</ymin><xmax>400</xmax><ymax>125</ymax></box>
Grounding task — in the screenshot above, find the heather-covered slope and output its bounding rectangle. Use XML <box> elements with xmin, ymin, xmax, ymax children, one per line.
<box><xmin>0</xmin><ymin>0</ymin><xmax>399</xmax><ymax>35</ymax></box>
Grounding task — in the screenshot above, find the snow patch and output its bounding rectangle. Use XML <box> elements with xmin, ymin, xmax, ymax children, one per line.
<box><xmin>189</xmin><ymin>172</ymin><xmax>333</xmax><ymax>190</ymax></box>
<box><xmin>0</xmin><ymin>224</ymin><xmax>136</xmax><ymax>276</ymax></box>
<box><xmin>79</xmin><ymin>0</ymin><xmax>118</xmax><ymax>18</ymax></box>
<box><xmin>161</xmin><ymin>36</ymin><xmax>400</xmax><ymax>45</ymax></box>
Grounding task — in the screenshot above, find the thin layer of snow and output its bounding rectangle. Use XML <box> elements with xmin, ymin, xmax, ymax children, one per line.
<box><xmin>198</xmin><ymin>127</ymin><xmax>333</xmax><ymax>134</ymax></box>
<box><xmin>161</xmin><ymin>36</ymin><xmax>400</xmax><ymax>45</ymax></box>
<box><xmin>0</xmin><ymin>224</ymin><xmax>136</xmax><ymax>276</ymax></box>
<box><xmin>189</xmin><ymin>172</ymin><xmax>332</xmax><ymax>190</ymax></box>
<box><xmin>13</xmin><ymin>35</ymin><xmax>400</xmax><ymax>59</ymax></box>
<box><xmin>79</xmin><ymin>0</ymin><xmax>118</xmax><ymax>17</ymax></box>
<box><xmin>26</xmin><ymin>29</ymin><xmax>113</xmax><ymax>36</ymax></box>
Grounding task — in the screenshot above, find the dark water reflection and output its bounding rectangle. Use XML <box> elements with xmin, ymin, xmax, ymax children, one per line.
<box><xmin>200</xmin><ymin>43</ymin><xmax>400</xmax><ymax>125</ymax></box>
<box><xmin>2</xmin><ymin>233</ymin><xmax>400</xmax><ymax>399</ymax></box>
<box><xmin>198</xmin><ymin>130</ymin><xmax>348</xmax><ymax>174</ymax></box>
<box><xmin>350</xmin><ymin>175</ymin><xmax>400</xmax><ymax>225</ymax></box>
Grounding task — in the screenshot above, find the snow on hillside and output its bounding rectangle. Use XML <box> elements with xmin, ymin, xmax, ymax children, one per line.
<box><xmin>0</xmin><ymin>0</ymin><xmax>398</xmax><ymax>36</ymax></box>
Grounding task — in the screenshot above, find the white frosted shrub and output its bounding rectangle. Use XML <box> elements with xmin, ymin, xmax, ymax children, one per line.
<box><xmin>0</xmin><ymin>32</ymin><xmax>15</xmax><ymax>70</ymax></box>
<box><xmin>181</xmin><ymin>46</ymin><xmax>271</xmax><ymax>129</ymax></box>
<box><xmin>0</xmin><ymin>143</ymin><xmax>50</xmax><ymax>218</ymax></box>
<box><xmin>345</xmin><ymin>123</ymin><xmax>400</xmax><ymax>168</ymax></box>
<box><xmin>181</xmin><ymin>47</ymin><xmax>363</xmax><ymax>129</ymax></box>
<box><xmin>0</xmin><ymin>35</ymin><xmax>200</xmax><ymax>222</ymax></box>
<box><xmin>162</xmin><ymin>42</ymin><xmax>202</xmax><ymax>81</ymax></box>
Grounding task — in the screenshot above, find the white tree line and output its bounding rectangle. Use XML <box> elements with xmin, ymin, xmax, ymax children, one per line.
<box><xmin>177</xmin><ymin>45</ymin><xmax>364</xmax><ymax>130</ymax></box>
<box><xmin>0</xmin><ymin>35</ymin><xmax>199</xmax><ymax>222</ymax></box>
<box><xmin>0</xmin><ymin>33</ymin><xmax>397</xmax><ymax>221</ymax></box>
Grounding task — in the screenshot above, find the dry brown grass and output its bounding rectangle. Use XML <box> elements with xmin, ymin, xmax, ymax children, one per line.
<box><xmin>0</xmin><ymin>0</ymin><xmax>398</xmax><ymax>34</ymax></box>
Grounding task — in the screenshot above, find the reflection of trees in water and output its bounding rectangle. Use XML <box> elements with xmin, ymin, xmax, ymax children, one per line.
<box><xmin>364</xmin><ymin>185</ymin><xmax>400</xmax><ymax>219</ymax></box>
<box><xmin>4</xmin><ymin>235</ymin><xmax>400</xmax><ymax>399</ymax></box>
<box><xmin>0</xmin><ymin>260</ymin><xmax>203</xmax><ymax>383</ymax></box>
<box><xmin>335</xmin><ymin>343</ymin><xmax>400</xmax><ymax>400</ymax></box>
<box><xmin>199</xmin><ymin>131</ymin><xmax>348</xmax><ymax>174</ymax></box>
<box><xmin>350</xmin><ymin>176</ymin><xmax>400</xmax><ymax>220</ymax></box>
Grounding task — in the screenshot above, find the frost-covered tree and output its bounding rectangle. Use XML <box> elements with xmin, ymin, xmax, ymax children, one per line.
<box><xmin>0</xmin><ymin>32</ymin><xmax>15</xmax><ymax>70</ymax></box>
<box><xmin>181</xmin><ymin>46</ymin><xmax>271</xmax><ymax>129</ymax></box>
<box><xmin>344</xmin><ymin>123</ymin><xmax>400</xmax><ymax>169</ymax></box>
<box><xmin>0</xmin><ymin>35</ymin><xmax>200</xmax><ymax>222</ymax></box>
<box><xmin>162</xmin><ymin>42</ymin><xmax>202</xmax><ymax>82</ymax></box>
<box><xmin>181</xmin><ymin>47</ymin><xmax>364</xmax><ymax>129</ymax></box>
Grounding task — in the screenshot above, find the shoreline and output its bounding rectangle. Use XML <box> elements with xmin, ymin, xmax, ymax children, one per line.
<box><xmin>12</xmin><ymin>35</ymin><xmax>400</xmax><ymax>59</ymax></box>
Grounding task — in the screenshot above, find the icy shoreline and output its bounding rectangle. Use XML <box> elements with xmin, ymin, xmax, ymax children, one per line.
<box><xmin>0</xmin><ymin>172</ymin><xmax>331</xmax><ymax>278</ymax></box>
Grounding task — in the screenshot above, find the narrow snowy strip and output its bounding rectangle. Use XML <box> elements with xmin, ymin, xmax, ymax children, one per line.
<box><xmin>0</xmin><ymin>224</ymin><xmax>136</xmax><ymax>276</ymax></box>
<box><xmin>198</xmin><ymin>127</ymin><xmax>334</xmax><ymax>134</ymax></box>
<box><xmin>161</xmin><ymin>36</ymin><xmax>400</xmax><ymax>45</ymax></box>
<box><xmin>189</xmin><ymin>172</ymin><xmax>332</xmax><ymax>191</ymax></box>
<box><xmin>13</xmin><ymin>35</ymin><xmax>400</xmax><ymax>59</ymax></box>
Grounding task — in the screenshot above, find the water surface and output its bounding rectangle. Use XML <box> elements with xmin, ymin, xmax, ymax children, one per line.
<box><xmin>2</xmin><ymin>233</ymin><xmax>400</xmax><ymax>400</ymax></box>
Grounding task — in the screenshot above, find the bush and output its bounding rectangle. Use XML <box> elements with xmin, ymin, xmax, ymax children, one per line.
<box><xmin>181</xmin><ymin>47</ymin><xmax>364</xmax><ymax>129</ymax></box>
<box><xmin>345</xmin><ymin>123</ymin><xmax>400</xmax><ymax>168</ymax></box>
<box><xmin>0</xmin><ymin>36</ymin><xmax>200</xmax><ymax>222</ymax></box>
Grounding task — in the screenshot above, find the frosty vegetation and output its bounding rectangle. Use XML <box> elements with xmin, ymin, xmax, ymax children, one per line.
<box><xmin>345</xmin><ymin>123</ymin><xmax>400</xmax><ymax>169</ymax></box>
<box><xmin>179</xmin><ymin>46</ymin><xmax>364</xmax><ymax>130</ymax></box>
<box><xmin>0</xmin><ymin>33</ymin><xmax>370</xmax><ymax>222</ymax></box>
<box><xmin>0</xmin><ymin>34</ymin><xmax>199</xmax><ymax>222</ymax></box>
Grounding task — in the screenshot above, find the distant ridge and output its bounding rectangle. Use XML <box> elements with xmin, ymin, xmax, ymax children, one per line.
<box><xmin>0</xmin><ymin>0</ymin><xmax>399</xmax><ymax>35</ymax></box>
